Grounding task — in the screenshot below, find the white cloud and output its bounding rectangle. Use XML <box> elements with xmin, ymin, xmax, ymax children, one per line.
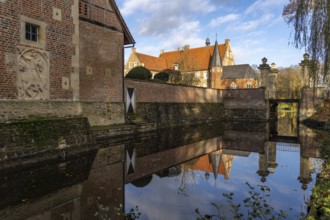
<box><xmin>229</xmin><ymin>13</ymin><xmax>274</xmax><ymax>32</ymax></box>
<box><xmin>245</xmin><ymin>0</ymin><xmax>287</xmax><ymax>14</ymax></box>
<box><xmin>208</xmin><ymin>14</ymin><xmax>240</xmax><ymax>28</ymax></box>
<box><xmin>121</xmin><ymin>0</ymin><xmax>215</xmax><ymax>16</ymax></box>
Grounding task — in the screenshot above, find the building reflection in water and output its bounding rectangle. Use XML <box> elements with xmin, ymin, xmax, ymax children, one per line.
<box><xmin>0</xmin><ymin>122</ymin><xmax>323</xmax><ymax>219</ymax></box>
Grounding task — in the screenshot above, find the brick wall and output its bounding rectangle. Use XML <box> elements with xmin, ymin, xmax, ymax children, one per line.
<box><xmin>221</xmin><ymin>78</ymin><xmax>259</xmax><ymax>89</ymax></box>
<box><xmin>0</xmin><ymin>0</ymin><xmax>74</xmax><ymax>99</ymax></box>
<box><xmin>79</xmin><ymin>21</ymin><xmax>124</xmax><ymax>102</ymax></box>
<box><xmin>125</xmin><ymin>79</ymin><xmax>268</xmax><ymax>124</ymax></box>
<box><xmin>125</xmin><ymin>79</ymin><xmax>223</xmax><ymax>103</ymax></box>
<box><xmin>78</xmin><ymin>0</ymin><xmax>125</xmax><ymax>102</ymax></box>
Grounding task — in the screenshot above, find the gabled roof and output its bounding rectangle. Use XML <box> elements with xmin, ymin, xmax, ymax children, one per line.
<box><xmin>109</xmin><ymin>0</ymin><xmax>135</xmax><ymax>46</ymax></box>
<box><xmin>136</xmin><ymin>53</ymin><xmax>167</xmax><ymax>72</ymax></box>
<box><xmin>222</xmin><ymin>64</ymin><xmax>257</xmax><ymax>79</ymax></box>
<box><xmin>159</xmin><ymin>44</ymin><xmax>226</xmax><ymax>71</ymax></box>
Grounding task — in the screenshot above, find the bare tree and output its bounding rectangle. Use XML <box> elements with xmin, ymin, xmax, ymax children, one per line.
<box><xmin>283</xmin><ymin>0</ymin><xmax>330</xmax><ymax>83</ymax></box>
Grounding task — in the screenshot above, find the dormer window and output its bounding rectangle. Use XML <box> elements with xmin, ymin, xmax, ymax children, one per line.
<box><xmin>25</xmin><ymin>23</ymin><xmax>39</xmax><ymax>42</ymax></box>
<box><xmin>174</xmin><ymin>63</ymin><xmax>179</xmax><ymax>71</ymax></box>
<box><xmin>230</xmin><ymin>82</ymin><xmax>237</xmax><ymax>89</ymax></box>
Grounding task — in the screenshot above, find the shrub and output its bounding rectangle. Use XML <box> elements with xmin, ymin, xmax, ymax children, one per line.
<box><xmin>125</xmin><ymin>66</ymin><xmax>152</xmax><ymax>80</ymax></box>
<box><xmin>154</xmin><ymin>71</ymin><xmax>170</xmax><ymax>82</ymax></box>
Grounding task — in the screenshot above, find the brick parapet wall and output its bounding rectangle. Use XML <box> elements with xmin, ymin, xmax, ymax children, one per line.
<box><xmin>125</xmin><ymin>80</ymin><xmax>268</xmax><ymax>124</ymax></box>
<box><xmin>125</xmin><ymin>79</ymin><xmax>266</xmax><ymax>107</ymax></box>
<box><xmin>125</xmin><ymin>79</ymin><xmax>223</xmax><ymax>103</ymax></box>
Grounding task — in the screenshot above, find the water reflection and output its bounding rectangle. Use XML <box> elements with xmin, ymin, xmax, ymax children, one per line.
<box><xmin>0</xmin><ymin>122</ymin><xmax>323</xmax><ymax>220</ymax></box>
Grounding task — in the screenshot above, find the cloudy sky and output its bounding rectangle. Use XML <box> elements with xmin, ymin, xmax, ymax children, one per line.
<box><xmin>117</xmin><ymin>0</ymin><xmax>304</xmax><ymax>67</ymax></box>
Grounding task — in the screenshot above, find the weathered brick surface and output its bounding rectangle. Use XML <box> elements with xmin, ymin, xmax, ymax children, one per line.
<box><xmin>79</xmin><ymin>21</ymin><xmax>124</xmax><ymax>102</ymax></box>
<box><xmin>0</xmin><ymin>0</ymin><xmax>126</xmax><ymax>103</ymax></box>
<box><xmin>0</xmin><ymin>0</ymin><xmax>74</xmax><ymax>99</ymax></box>
<box><xmin>135</xmin><ymin>103</ymin><xmax>224</xmax><ymax>126</ymax></box>
<box><xmin>126</xmin><ymin>80</ymin><xmax>268</xmax><ymax>123</ymax></box>
<box><xmin>125</xmin><ymin>79</ymin><xmax>223</xmax><ymax>103</ymax></box>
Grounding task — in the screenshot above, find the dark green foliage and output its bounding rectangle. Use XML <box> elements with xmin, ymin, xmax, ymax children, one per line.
<box><xmin>154</xmin><ymin>71</ymin><xmax>170</xmax><ymax>82</ymax></box>
<box><xmin>125</xmin><ymin>66</ymin><xmax>152</xmax><ymax>80</ymax></box>
<box><xmin>195</xmin><ymin>182</ymin><xmax>288</xmax><ymax>220</ymax></box>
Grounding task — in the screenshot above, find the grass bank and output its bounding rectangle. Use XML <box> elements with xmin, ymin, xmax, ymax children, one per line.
<box><xmin>304</xmin><ymin>101</ymin><xmax>330</xmax><ymax>219</ymax></box>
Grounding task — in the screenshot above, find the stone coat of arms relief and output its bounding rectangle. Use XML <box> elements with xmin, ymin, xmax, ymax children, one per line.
<box><xmin>17</xmin><ymin>47</ymin><xmax>50</xmax><ymax>100</ymax></box>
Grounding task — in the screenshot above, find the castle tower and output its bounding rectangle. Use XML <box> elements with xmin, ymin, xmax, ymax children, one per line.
<box><xmin>209</xmin><ymin>40</ymin><xmax>223</xmax><ymax>88</ymax></box>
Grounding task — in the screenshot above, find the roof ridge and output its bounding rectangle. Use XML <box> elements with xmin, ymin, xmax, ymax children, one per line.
<box><xmin>161</xmin><ymin>44</ymin><xmax>226</xmax><ymax>55</ymax></box>
<box><xmin>136</xmin><ymin>52</ymin><xmax>160</xmax><ymax>59</ymax></box>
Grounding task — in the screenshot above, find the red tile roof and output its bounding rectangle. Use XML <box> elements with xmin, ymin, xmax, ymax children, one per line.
<box><xmin>135</xmin><ymin>53</ymin><xmax>167</xmax><ymax>72</ymax></box>
<box><xmin>160</xmin><ymin>44</ymin><xmax>226</xmax><ymax>71</ymax></box>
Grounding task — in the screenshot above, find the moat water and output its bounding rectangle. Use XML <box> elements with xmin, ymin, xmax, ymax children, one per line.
<box><xmin>0</xmin><ymin>104</ymin><xmax>323</xmax><ymax>219</ymax></box>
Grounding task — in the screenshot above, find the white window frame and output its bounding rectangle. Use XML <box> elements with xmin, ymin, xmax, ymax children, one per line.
<box><xmin>230</xmin><ymin>82</ymin><xmax>238</xmax><ymax>89</ymax></box>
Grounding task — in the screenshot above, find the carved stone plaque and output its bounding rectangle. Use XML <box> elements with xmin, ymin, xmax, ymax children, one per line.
<box><xmin>17</xmin><ymin>47</ymin><xmax>50</xmax><ymax>100</ymax></box>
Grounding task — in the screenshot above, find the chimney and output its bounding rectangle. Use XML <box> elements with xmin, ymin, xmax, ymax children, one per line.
<box><xmin>183</xmin><ymin>45</ymin><xmax>190</xmax><ymax>50</ymax></box>
<box><xmin>160</xmin><ymin>49</ymin><xmax>164</xmax><ymax>55</ymax></box>
<box><xmin>132</xmin><ymin>48</ymin><xmax>136</xmax><ymax>53</ymax></box>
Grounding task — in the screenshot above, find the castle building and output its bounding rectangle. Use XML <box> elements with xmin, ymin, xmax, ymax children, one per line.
<box><xmin>125</xmin><ymin>38</ymin><xmax>258</xmax><ymax>89</ymax></box>
<box><xmin>0</xmin><ymin>0</ymin><xmax>135</xmax><ymax>125</ymax></box>
<box><xmin>0</xmin><ymin>0</ymin><xmax>134</xmax><ymax>101</ymax></box>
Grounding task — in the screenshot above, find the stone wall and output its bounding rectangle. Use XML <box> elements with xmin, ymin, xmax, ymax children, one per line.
<box><xmin>0</xmin><ymin>100</ymin><xmax>125</xmax><ymax>126</ymax></box>
<box><xmin>135</xmin><ymin>103</ymin><xmax>224</xmax><ymax>126</ymax></box>
<box><xmin>300</xmin><ymin>87</ymin><xmax>326</xmax><ymax>121</ymax></box>
<box><xmin>0</xmin><ymin>117</ymin><xmax>93</xmax><ymax>161</ymax></box>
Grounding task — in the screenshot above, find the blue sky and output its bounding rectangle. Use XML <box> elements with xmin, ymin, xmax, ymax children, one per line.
<box><xmin>117</xmin><ymin>0</ymin><xmax>304</xmax><ymax>67</ymax></box>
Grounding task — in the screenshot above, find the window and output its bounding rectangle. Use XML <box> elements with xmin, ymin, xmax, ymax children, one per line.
<box><xmin>196</xmin><ymin>71</ymin><xmax>200</xmax><ymax>78</ymax></box>
<box><xmin>203</xmin><ymin>71</ymin><xmax>208</xmax><ymax>79</ymax></box>
<box><xmin>230</xmin><ymin>82</ymin><xmax>238</xmax><ymax>89</ymax></box>
<box><xmin>246</xmin><ymin>81</ymin><xmax>252</xmax><ymax>88</ymax></box>
<box><xmin>134</xmin><ymin>61</ymin><xmax>138</xmax><ymax>67</ymax></box>
<box><xmin>174</xmin><ymin>63</ymin><xmax>179</xmax><ymax>71</ymax></box>
<box><xmin>129</xmin><ymin>62</ymin><xmax>133</xmax><ymax>68</ymax></box>
<box><xmin>20</xmin><ymin>16</ymin><xmax>46</xmax><ymax>48</ymax></box>
<box><xmin>25</xmin><ymin>23</ymin><xmax>39</xmax><ymax>42</ymax></box>
<box><xmin>79</xmin><ymin>1</ymin><xmax>88</xmax><ymax>16</ymax></box>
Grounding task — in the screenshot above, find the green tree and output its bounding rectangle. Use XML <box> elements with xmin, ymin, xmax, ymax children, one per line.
<box><xmin>283</xmin><ymin>0</ymin><xmax>330</xmax><ymax>83</ymax></box>
<box><xmin>125</xmin><ymin>66</ymin><xmax>152</xmax><ymax>80</ymax></box>
<box><xmin>154</xmin><ymin>71</ymin><xmax>170</xmax><ymax>82</ymax></box>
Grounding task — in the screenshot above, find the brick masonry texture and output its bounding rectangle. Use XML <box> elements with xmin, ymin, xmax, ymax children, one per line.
<box><xmin>125</xmin><ymin>79</ymin><xmax>223</xmax><ymax>103</ymax></box>
<box><xmin>0</xmin><ymin>0</ymin><xmax>74</xmax><ymax>99</ymax></box>
<box><xmin>125</xmin><ymin>79</ymin><xmax>268</xmax><ymax>124</ymax></box>
<box><xmin>79</xmin><ymin>21</ymin><xmax>124</xmax><ymax>102</ymax></box>
<box><xmin>0</xmin><ymin>0</ymin><xmax>125</xmax><ymax>102</ymax></box>
<box><xmin>135</xmin><ymin>103</ymin><xmax>224</xmax><ymax>127</ymax></box>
